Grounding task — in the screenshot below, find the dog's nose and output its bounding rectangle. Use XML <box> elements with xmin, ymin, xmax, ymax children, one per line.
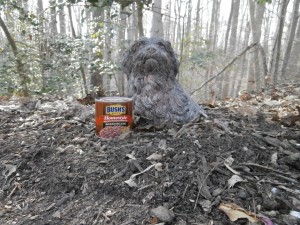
<box><xmin>147</xmin><ymin>47</ymin><xmax>156</xmax><ymax>54</ymax></box>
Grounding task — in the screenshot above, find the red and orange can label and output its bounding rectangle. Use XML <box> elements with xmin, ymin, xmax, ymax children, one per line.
<box><xmin>95</xmin><ymin>97</ymin><xmax>133</xmax><ymax>138</ymax></box>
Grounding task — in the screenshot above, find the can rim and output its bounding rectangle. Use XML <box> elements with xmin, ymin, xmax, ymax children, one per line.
<box><xmin>95</xmin><ymin>97</ymin><xmax>132</xmax><ymax>102</ymax></box>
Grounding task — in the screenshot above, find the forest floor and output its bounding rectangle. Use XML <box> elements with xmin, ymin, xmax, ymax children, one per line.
<box><xmin>0</xmin><ymin>84</ymin><xmax>300</xmax><ymax>225</ymax></box>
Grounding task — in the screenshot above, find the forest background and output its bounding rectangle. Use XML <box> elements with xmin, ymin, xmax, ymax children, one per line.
<box><xmin>0</xmin><ymin>0</ymin><xmax>299</xmax><ymax>102</ymax></box>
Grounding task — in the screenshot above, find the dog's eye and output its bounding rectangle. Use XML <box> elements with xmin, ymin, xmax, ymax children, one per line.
<box><xmin>157</xmin><ymin>42</ymin><xmax>165</xmax><ymax>49</ymax></box>
<box><xmin>132</xmin><ymin>41</ymin><xmax>146</xmax><ymax>52</ymax></box>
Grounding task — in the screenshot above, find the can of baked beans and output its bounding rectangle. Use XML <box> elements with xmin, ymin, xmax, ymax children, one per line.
<box><xmin>95</xmin><ymin>97</ymin><xmax>133</xmax><ymax>138</ymax></box>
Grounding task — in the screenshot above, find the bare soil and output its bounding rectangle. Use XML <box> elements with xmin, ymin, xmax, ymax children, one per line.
<box><xmin>0</xmin><ymin>88</ymin><xmax>300</xmax><ymax>225</ymax></box>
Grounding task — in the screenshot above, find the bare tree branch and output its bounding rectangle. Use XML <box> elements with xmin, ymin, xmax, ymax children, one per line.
<box><xmin>190</xmin><ymin>42</ymin><xmax>258</xmax><ymax>96</ymax></box>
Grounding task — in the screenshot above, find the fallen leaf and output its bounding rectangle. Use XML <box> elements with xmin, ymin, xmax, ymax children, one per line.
<box><xmin>147</xmin><ymin>153</ymin><xmax>163</xmax><ymax>161</ymax></box>
<box><xmin>2</xmin><ymin>164</ymin><xmax>17</xmax><ymax>178</ymax></box>
<box><xmin>77</xmin><ymin>94</ymin><xmax>94</xmax><ymax>105</ymax></box>
<box><xmin>149</xmin><ymin>206</ymin><xmax>174</xmax><ymax>222</ymax></box>
<box><xmin>218</xmin><ymin>203</ymin><xmax>274</xmax><ymax>225</ymax></box>
<box><xmin>224</xmin><ymin>157</ymin><xmax>240</xmax><ymax>175</ymax></box>
<box><xmin>52</xmin><ymin>211</ymin><xmax>61</xmax><ymax>218</ymax></box>
<box><xmin>218</xmin><ymin>203</ymin><xmax>259</xmax><ymax>223</ymax></box>
<box><xmin>154</xmin><ymin>163</ymin><xmax>163</xmax><ymax>171</ymax></box>
<box><xmin>105</xmin><ymin>210</ymin><xmax>116</xmax><ymax>217</ymax></box>
<box><xmin>150</xmin><ymin>217</ymin><xmax>158</xmax><ymax>224</ymax></box>
<box><xmin>271</xmin><ymin>153</ymin><xmax>278</xmax><ymax>166</ymax></box>
<box><xmin>199</xmin><ymin>199</ymin><xmax>212</xmax><ymax>212</ymax></box>
<box><xmin>228</xmin><ymin>175</ymin><xmax>245</xmax><ymax>188</ymax></box>
<box><xmin>124</xmin><ymin>178</ymin><xmax>138</xmax><ymax>187</ymax></box>
<box><xmin>158</xmin><ymin>139</ymin><xmax>167</xmax><ymax>150</ymax></box>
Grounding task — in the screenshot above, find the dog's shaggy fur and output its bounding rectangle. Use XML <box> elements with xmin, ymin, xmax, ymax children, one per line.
<box><xmin>122</xmin><ymin>37</ymin><xmax>206</xmax><ymax>126</ymax></box>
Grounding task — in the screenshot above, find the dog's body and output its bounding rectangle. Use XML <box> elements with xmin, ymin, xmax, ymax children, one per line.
<box><xmin>122</xmin><ymin>37</ymin><xmax>206</xmax><ymax>127</ymax></box>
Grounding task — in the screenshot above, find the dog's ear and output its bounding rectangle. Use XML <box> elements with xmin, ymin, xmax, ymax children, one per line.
<box><xmin>122</xmin><ymin>40</ymin><xmax>139</xmax><ymax>78</ymax></box>
<box><xmin>164</xmin><ymin>40</ymin><xmax>180</xmax><ymax>76</ymax></box>
<box><xmin>122</xmin><ymin>39</ymin><xmax>146</xmax><ymax>77</ymax></box>
<box><xmin>122</xmin><ymin>47</ymin><xmax>131</xmax><ymax>77</ymax></box>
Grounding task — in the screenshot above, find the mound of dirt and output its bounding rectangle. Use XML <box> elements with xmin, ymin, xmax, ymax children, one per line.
<box><xmin>0</xmin><ymin>90</ymin><xmax>300</xmax><ymax>225</ymax></box>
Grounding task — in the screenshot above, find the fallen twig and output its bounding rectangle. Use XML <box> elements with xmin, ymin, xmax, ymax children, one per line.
<box><xmin>194</xmin><ymin>164</ymin><xmax>218</xmax><ymax>210</ymax></box>
<box><xmin>241</xmin><ymin>162</ymin><xmax>297</xmax><ymax>179</ymax></box>
<box><xmin>182</xmin><ymin>184</ymin><xmax>189</xmax><ymax>199</ymax></box>
<box><xmin>190</xmin><ymin>43</ymin><xmax>258</xmax><ymax>95</ymax></box>
<box><xmin>8</xmin><ymin>182</ymin><xmax>20</xmax><ymax>198</ymax></box>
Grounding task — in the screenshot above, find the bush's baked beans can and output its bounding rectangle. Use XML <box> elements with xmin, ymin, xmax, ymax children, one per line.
<box><xmin>95</xmin><ymin>97</ymin><xmax>133</xmax><ymax>138</ymax></box>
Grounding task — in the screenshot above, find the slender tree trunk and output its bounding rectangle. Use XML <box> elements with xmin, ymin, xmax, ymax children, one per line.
<box><xmin>265</xmin><ymin>3</ymin><xmax>277</xmax><ymax>53</ymax></box>
<box><xmin>137</xmin><ymin>1</ymin><xmax>144</xmax><ymax>37</ymax></box>
<box><xmin>58</xmin><ymin>0</ymin><xmax>66</xmax><ymax>35</ymax></box>
<box><xmin>37</xmin><ymin>0</ymin><xmax>47</xmax><ymax>89</ymax></box>
<box><xmin>49</xmin><ymin>0</ymin><xmax>58</xmax><ymax>35</ymax></box>
<box><xmin>103</xmin><ymin>7</ymin><xmax>112</xmax><ymax>94</ymax></box>
<box><xmin>164</xmin><ymin>0</ymin><xmax>172</xmax><ymax>40</ymax></box>
<box><xmin>224</xmin><ymin>0</ymin><xmax>234</xmax><ymax>54</ymax></box>
<box><xmin>226</xmin><ymin>0</ymin><xmax>241</xmax><ymax>97</ymax></box>
<box><xmin>236</xmin><ymin>21</ymin><xmax>251</xmax><ymax>94</ymax></box>
<box><xmin>281</xmin><ymin>0</ymin><xmax>299</xmax><ymax>78</ymax></box>
<box><xmin>270</xmin><ymin>0</ymin><xmax>290</xmax><ymax>84</ymax></box>
<box><xmin>288</xmin><ymin>13</ymin><xmax>300</xmax><ymax>81</ymax></box>
<box><xmin>208</xmin><ymin>0</ymin><xmax>216</xmax><ymax>50</ymax></box>
<box><xmin>67</xmin><ymin>4</ymin><xmax>88</xmax><ymax>94</ymax></box>
<box><xmin>150</xmin><ymin>0</ymin><xmax>164</xmax><ymax>38</ymax></box>
<box><xmin>222</xmin><ymin>0</ymin><xmax>241</xmax><ymax>98</ymax></box>
<box><xmin>0</xmin><ymin>16</ymin><xmax>29</xmax><ymax>96</ymax></box>
<box><xmin>90</xmin><ymin>8</ymin><xmax>105</xmax><ymax>96</ymax></box>
<box><xmin>229</xmin><ymin>0</ymin><xmax>240</xmax><ymax>53</ymax></box>
<box><xmin>194</xmin><ymin>0</ymin><xmax>201</xmax><ymax>52</ymax></box>
<box><xmin>128</xmin><ymin>3</ymin><xmax>138</xmax><ymax>41</ymax></box>
<box><xmin>247</xmin><ymin>0</ymin><xmax>265</xmax><ymax>91</ymax></box>
<box><xmin>116</xmin><ymin>5</ymin><xmax>128</xmax><ymax>96</ymax></box>
<box><xmin>185</xmin><ymin>0</ymin><xmax>192</xmax><ymax>56</ymax></box>
<box><xmin>214</xmin><ymin>1</ymin><xmax>221</xmax><ymax>49</ymax></box>
<box><xmin>172</xmin><ymin>1</ymin><xmax>178</xmax><ymax>46</ymax></box>
<box><xmin>67</xmin><ymin>4</ymin><xmax>76</xmax><ymax>38</ymax></box>
<box><xmin>176</xmin><ymin>0</ymin><xmax>182</xmax><ymax>53</ymax></box>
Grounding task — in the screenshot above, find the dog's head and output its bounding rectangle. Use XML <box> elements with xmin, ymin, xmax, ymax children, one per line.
<box><xmin>122</xmin><ymin>37</ymin><xmax>180</xmax><ymax>79</ymax></box>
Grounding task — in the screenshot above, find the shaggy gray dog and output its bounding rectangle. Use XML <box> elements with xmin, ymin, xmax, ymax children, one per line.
<box><xmin>122</xmin><ymin>37</ymin><xmax>207</xmax><ymax>127</ymax></box>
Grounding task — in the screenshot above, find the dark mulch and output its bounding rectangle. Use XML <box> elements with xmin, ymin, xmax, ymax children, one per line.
<box><xmin>0</xmin><ymin>91</ymin><xmax>299</xmax><ymax>225</ymax></box>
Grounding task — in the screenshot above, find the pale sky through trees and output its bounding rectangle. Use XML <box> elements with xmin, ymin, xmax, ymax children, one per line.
<box><xmin>1</xmin><ymin>0</ymin><xmax>299</xmax><ymax>98</ymax></box>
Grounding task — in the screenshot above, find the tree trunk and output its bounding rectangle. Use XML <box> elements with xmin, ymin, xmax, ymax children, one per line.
<box><xmin>288</xmin><ymin>12</ymin><xmax>300</xmax><ymax>81</ymax></box>
<box><xmin>103</xmin><ymin>7</ymin><xmax>112</xmax><ymax>94</ymax></box>
<box><xmin>90</xmin><ymin>8</ymin><xmax>104</xmax><ymax>95</ymax></box>
<box><xmin>224</xmin><ymin>0</ymin><xmax>234</xmax><ymax>54</ymax></box>
<box><xmin>150</xmin><ymin>0</ymin><xmax>164</xmax><ymax>38</ymax></box>
<box><xmin>67</xmin><ymin>4</ymin><xmax>76</xmax><ymax>38</ymax></box>
<box><xmin>0</xmin><ymin>16</ymin><xmax>29</xmax><ymax>96</ymax></box>
<box><xmin>116</xmin><ymin>5</ymin><xmax>128</xmax><ymax>96</ymax></box>
<box><xmin>224</xmin><ymin>0</ymin><xmax>241</xmax><ymax>97</ymax></box>
<box><xmin>172</xmin><ymin>1</ymin><xmax>177</xmax><ymax>46</ymax></box>
<box><xmin>281</xmin><ymin>0</ymin><xmax>299</xmax><ymax>78</ymax></box>
<box><xmin>270</xmin><ymin>0</ymin><xmax>289</xmax><ymax>84</ymax></box>
<box><xmin>164</xmin><ymin>0</ymin><xmax>172</xmax><ymax>40</ymax></box>
<box><xmin>185</xmin><ymin>0</ymin><xmax>192</xmax><ymax>55</ymax></box>
<box><xmin>128</xmin><ymin>3</ymin><xmax>138</xmax><ymax>41</ymax></box>
<box><xmin>37</xmin><ymin>0</ymin><xmax>47</xmax><ymax>89</ymax></box>
<box><xmin>208</xmin><ymin>0</ymin><xmax>216</xmax><ymax>50</ymax></box>
<box><xmin>58</xmin><ymin>0</ymin><xmax>66</xmax><ymax>35</ymax></box>
<box><xmin>137</xmin><ymin>1</ymin><xmax>144</xmax><ymax>37</ymax></box>
<box><xmin>247</xmin><ymin>0</ymin><xmax>265</xmax><ymax>91</ymax></box>
<box><xmin>176</xmin><ymin>0</ymin><xmax>183</xmax><ymax>53</ymax></box>
<box><xmin>193</xmin><ymin>0</ymin><xmax>201</xmax><ymax>52</ymax></box>
<box><xmin>49</xmin><ymin>0</ymin><xmax>58</xmax><ymax>35</ymax></box>
<box><xmin>236</xmin><ymin>21</ymin><xmax>251</xmax><ymax>94</ymax></box>
<box><xmin>229</xmin><ymin>0</ymin><xmax>240</xmax><ymax>53</ymax></box>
